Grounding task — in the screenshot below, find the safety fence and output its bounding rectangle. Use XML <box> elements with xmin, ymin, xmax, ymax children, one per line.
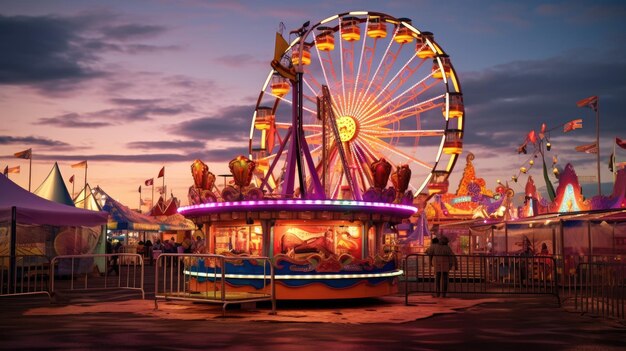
<box><xmin>50</xmin><ymin>253</ymin><xmax>145</xmax><ymax>299</ymax></box>
<box><xmin>556</xmin><ymin>255</ymin><xmax>625</xmax><ymax>321</ymax></box>
<box><xmin>0</xmin><ymin>255</ymin><xmax>51</xmax><ymax>298</ymax></box>
<box><xmin>403</xmin><ymin>254</ymin><xmax>559</xmax><ymax>304</ymax></box>
<box><xmin>154</xmin><ymin>253</ymin><xmax>275</xmax><ymax>315</ymax></box>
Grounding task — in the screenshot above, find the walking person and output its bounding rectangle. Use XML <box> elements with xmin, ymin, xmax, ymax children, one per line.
<box><xmin>429</xmin><ymin>235</ymin><xmax>457</xmax><ymax>297</ymax></box>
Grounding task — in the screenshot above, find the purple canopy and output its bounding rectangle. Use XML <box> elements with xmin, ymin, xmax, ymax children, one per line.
<box><xmin>0</xmin><ymin>174</ymin><xmax>108</xmax><ymax>226</ymax></box>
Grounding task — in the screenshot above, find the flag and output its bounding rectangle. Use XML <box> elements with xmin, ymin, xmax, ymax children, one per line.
<box><xmin>14</xmin><ymin>148</ymin><xmax>32</xmax><ymax>159</ymax></box>
<box><xmin>157</xmin><ymin>167</ymin><xmax>165</xmax><ymax>178</ymax></box>
<box><xmin>576</xmin><ymin>95</ymin><xmax>598</xmax><ymax>111</ymax></box>
<box><xmin>6</xmin><ymin>166</ymin><xmax>20</xmax><ymax>174</ymax></box>
<box><xmin>145</xmin><ymin>178</ymin><xmax>154</xmax><ymax>186</ymax></box>
<box><xmin>156</xmin><ymin>186</ymin><xmax>166</xmax><ymax>194</ymax></box>
<box><xmin>617</xmin><ymin>137</ymin><xmax>626</xmax><ymax>150</ymax></box>
<box><xmin>71</xmin><ymin>160</ymin><xmax>87</xmax><ymax>168</ymax></box>
<box><xmin>563</xmin><ymin>119</ymin><xmax>582</xmax><ymax>132</ymax></box>
<box><xmin>69</xmin><ymin>175</ymin><xmax>75</xmax><ymax>183</ymax></box>
<box><xmin>609</xmin><ymin>152</ymin><xmax>614</xmax><ymax>172</ymax></box>
<box><xmin>138</xmin><ymin>185</ymin><xmax>142</xmax><ymax>193</ymax></box>
<box><xmin>575</xmin><ymin>143</ymin><xmax>598</xmax><ymax>154</ymax></box>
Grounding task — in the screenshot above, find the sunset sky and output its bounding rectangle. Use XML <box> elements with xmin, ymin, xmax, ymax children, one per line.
<box><xmin>1</xmin><ymin>0</ymin><xmax>625</xmax><ymax>209</ymax></box>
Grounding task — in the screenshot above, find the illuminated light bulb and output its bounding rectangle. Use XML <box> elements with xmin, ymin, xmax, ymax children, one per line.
<box><xmin>546</xmin><ymin>142</ymin><xmax>551</xmax><ymax>151</ymax></box>
<box><xmin>520</xmin><ymin>167</ymin><xmax>527</xmax><ymax>173</ymax></box>
<box><xmin>512</xmin><ymin>175</ymin><xmax>518</xmax><ymax>182</ymax></box>
<box><xmin>553</xmin><ymin>167</ymin><xmax>559</xmax><ymax>177</ymax></box>
<box><xmin>529</xmin><ymin>160</ymin><xmax>534</xmax><ymax>166</ymax></box>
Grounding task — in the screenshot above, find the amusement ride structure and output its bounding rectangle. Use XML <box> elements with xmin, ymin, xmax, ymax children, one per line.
<box><xmin>180</xmin><ymin>11</ymin><xmax>465</xmax><ymax>299</ymax></box>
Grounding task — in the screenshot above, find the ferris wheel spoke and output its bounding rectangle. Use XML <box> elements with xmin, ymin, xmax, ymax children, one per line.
<box><xmin>361</xmin><ymin>134</ymin><xmax>434</xmax><ymax>170</ymax></box>
<box><xmin>354</xmin><ymin>34</ymin><xmax>403</xmax><ymax>118</ymax></box>
<box><xmin>353</xmin><ymin>28</ymin><xmax>397</xmax><ymax>118</ymax></box>
<box><xmin>359</xmin><ymin>71</ymin><xmax>440</xmax><ymax>124</ymax></box>
<box><xmin>362</xmin><ymin>96</ymin><xmax>444</xmax><ymax>129</ymax></box>
<box><xmin>350</xmin><ymin>16</ymin><xmax>371</xmax><ymax>117</ymax></box>
<box><xmin>364</xmin><ymin>129</ymin><xmax>445</xmax><ymax>138</ymax></box>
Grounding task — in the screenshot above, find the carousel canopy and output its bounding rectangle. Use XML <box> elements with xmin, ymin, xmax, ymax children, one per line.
<box><xmin>33</xmin><ymin>162</ymin><xmax>74</xmax><ymax>206</ymax></box>
<box><xmin>0</xmin><ymin>174</ymin><xmax>108</xmax><ymax>226</ymax></box>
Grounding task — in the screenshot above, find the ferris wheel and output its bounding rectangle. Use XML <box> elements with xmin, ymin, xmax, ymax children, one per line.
<box><xmin>249</xmin><ymin>11</ymin><xmax>464</xmax><ymax>200</ymax></box>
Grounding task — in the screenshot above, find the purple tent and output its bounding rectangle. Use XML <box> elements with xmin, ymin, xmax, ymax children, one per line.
<box><xmin>0</xmin><ymin>174</ymin><xmax>107</xmax><ymax>226</ymax></box>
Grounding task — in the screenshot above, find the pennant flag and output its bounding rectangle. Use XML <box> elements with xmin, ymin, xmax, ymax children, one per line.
<box><xmin>71</xmin><ymin>160</ymin><xmax>87</xmax><ymax>168</ymax></box>
<box><xmin>157</xmin><ymin>166</ymin><xmax>165</xmax><ymax>178</ymax></box>
<box><xmin>575</xmin><ymin>143</ymin><xmax>598</xmax><ymax>154</ymax></box>
<box><xmin>138</xmin><ymin>185</ymin><xmax>142</xmax><ymax>193</ymax></box>
<box><xmin>563</xmin><ymin>119</ymin><xmax>582</xmax><ymax>133</ymax></box>
<box><xmin>616</xmin><ymin>137</ymin><xmax>626</xmax><ymax>150</ymax></box>
<box><xmin>69</xmin><ymin>175</ymin><xmax>75</xmax><ymax>183</ymax></box>
<box><xmin>3</xmin><ymin>166</ymin><xmax>7</xmax><ymax>175</ymax></box>
<box><xmin>156</xmin><ymin>186</ymin><xmax>166</xmax><ymax>194</ymax></box>
<box><xmin>145</xmin><ymin>178</ymin><xmax>154</xmax><ymax>186</ymax></box>
<box><xmin>6</xmin><ymin>165</ymin><xmax>20</xmax><ymax>174</ymax></box>
<box><xmin>14</xmin><ymin>148</ymin><xmax>32</xmax><ymax>159</ymax></box>
<box><xmin>576</xmin><ymin>95</ymin><xmax>598</xmax><ymax>111</ymax></box>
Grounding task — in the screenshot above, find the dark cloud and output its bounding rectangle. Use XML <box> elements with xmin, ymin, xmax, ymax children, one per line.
<box><xmin>126</xmin><ymin>140</ymin><xmax>205</xmax><ymax>150</ymax></box>
<box><xmin>460</xmin><ymin>47</ymin><xmax>626</xmax><ymax>153</ymax></box>
<box><xmin>29</xmin><ymin>146</ymin><xmax>248</xmax><ymax>164</ymax></box>
<box><xmin>0</xmin><ymin>14</ymin><xmax>101</xmax><ymax>84</ymax></box>
<box><xmin>38</xmin><ymin>113</ymin><xmax>112</xmax><ymax>128</ymax></box>
<box><xmin>101</xmin><ymin>24</ymin><xmax>166</xmax><ymax>41</ymax></box>
<box><xmin>0</xmin><ymin>13</ymin><xmax>173</xmax><ymax>90</ymax></box>
<box><xmin>37</xmin><ymin>102</ymin><xmax>195</xmax><ymax>128</ymax></box>
<box><xmin>0</xmin><ymin>135</ymin><xmax>72</xmax><ymax>147</ymax></box>
<box><xmin>172</xmin><ymin>105</ymin><xmax>253</xmax><ymax>141</ymax></box>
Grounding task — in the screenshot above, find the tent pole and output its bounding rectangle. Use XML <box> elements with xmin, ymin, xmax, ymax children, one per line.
<box><xmin>10</xmin><ymin>206</ymin><xmax>17</xmax><ymax>293</ymax></box>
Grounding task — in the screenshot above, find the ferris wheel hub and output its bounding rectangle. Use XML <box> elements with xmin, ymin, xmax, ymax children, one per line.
<box><xmin>337</xmin><ymin>115</ymin><xmax>359</xmax><ymax>142</ymax></box>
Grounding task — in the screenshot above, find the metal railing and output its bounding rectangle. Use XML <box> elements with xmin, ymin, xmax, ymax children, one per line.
<box><xmin>50</xmin><ymin>253</ymin><xmax>144</xmax><ymax>299</ymax></box>
<box><xmin>551</xmin><ymin>255</ymin><xmax>625</xmax><ymax>321</ymax></box>
<box><xmin>0</xmin><ymin>255</ymin><xmax>51</xmax><ymax>298</ymax></box>
<box><xmin>404</xmin><ymin>254</ymin><xmax>559</xmax><ymax>304</ymax></box>
<box><xmin>154</xmin><ymin>253</ymin><xmax>276</xmax><ymax>315</ymax></box>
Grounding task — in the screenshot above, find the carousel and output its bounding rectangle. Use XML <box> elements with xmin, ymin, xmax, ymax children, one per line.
<box><xmin>179</xmin><ymin>11</ymin><xmax>465</xmax><ymax>299</ymax></box>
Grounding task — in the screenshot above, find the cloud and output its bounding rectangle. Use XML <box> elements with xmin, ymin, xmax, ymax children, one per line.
<box><xmin>460</xmin><ymin>48</ymin><xmax>626</xmax><ymax>151</ymax></box>
<box><xmin>213</xmin><ymin>54</ymin><xmax>266</xmax><ymax>68</ymax></box>
<box><xmin>37</xmin><ymin>101</ymin><xmax>195</xmax><ymax>128</ymax></box>
<box><xmin>172</xmin><ymin>104</ymin><xmax>253</xmax><ymax>141</ymax></box>
<box><xmin>101</xmin><ymin>24</ymin><xmax>166</xmax><ymax>40</ymax></box>
<box><xmin>0</xmin><ymin>135</ymin><xmax>72</xmax><ymax>147</ymax></box>
<box><xmin>0</xmin><ymin>13</ymin><xmax>174</xmax><ymax>91</ymax></box>
<box><xmin>126</xmin><ymin>140</ymin><xmax>205</xmax><ymax>150</ymax></box>
<box><xmin>0</xmin><ymin>14</ymin><xmax>102</xmax><ymax>85</ymax></box>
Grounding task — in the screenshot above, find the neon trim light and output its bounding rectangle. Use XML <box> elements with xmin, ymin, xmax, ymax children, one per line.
<box><xmin>179</xmin><ymin>199</ymin><xmax>417</xmax><ymax>217</ymax></box>
<box><xmin>183</xmin><ymin>269</ymin><xmax>404</xmax><ymax>280</ymax></box>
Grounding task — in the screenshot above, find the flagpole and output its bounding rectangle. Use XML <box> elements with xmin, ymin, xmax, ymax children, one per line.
<box><xmin>162</xmin><ymin>171</ymin><xmax>165</xmax><ymax>201</ymax></box>
<box><xmin>139</xmin><ymin>186</ymin><xmax>142</xmax><ymax>212</ymax></box>
<box><xmin>151</xmin><ymin>184</ymin><xmax>154</xmax><ymax>209</ymax></box>
<box><xmin>72</xmin><ymin>178</ymin><xmax>75</xmax><ymax>199</ymax></box>
<box><xmin>613</xmin><ymin>138</ymin><xmax>617</xmax><ymax>182</ymax></box>
<box><xmin>596</xmin><ymin>100</ymin><xmax>601</xmax><ymax>196</ymax></box>
<box><xmin>84</xmin><ymin>162</ymin><xmax>88</xmax><ymax>209</ymax></box>
<box><xmin>28</xmin><ymin>153</ymin><xmax>32</xmax><ymax>192</ymax></box>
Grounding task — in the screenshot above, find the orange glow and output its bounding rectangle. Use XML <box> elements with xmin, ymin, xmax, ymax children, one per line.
<box><xmin>395</xmin><ymin>27</ymin><xmax>414</xmax><ymax>44</ymax></box>
<box><xmin>415</xmin><ymin>32</ymin><xmax>435</xmax><ymax>58</ymax></box>
<box><xmin>432</xmin><ymin>56</ymin><xmax>451</xmax><ymax>79</ymax></box>
<box><xmin>316</xmin><ymin>28</ymin><xmax>335</xmax><ymax>51</ymax></box>
<box><xmin>443</xmin><ymin>130</ymin><xmax>463</xmax><ymax>155</ymax></box>
<box><xmin>341</xmin><ymin>17</ymin><xmax>361</xmax><ymax>41</ymax></box>
<box><xmin>270</xmin><ymin>75</ymin><xmax>290</xmax><ymax>96</ymax></box>
<box><xmin>443</xmin><ymin>93</ymin><xmax>464</xmax><ymax>118</ymax></box>
<box><xmin>367</xmin><ymin>21</ymin><xmax>387</xmax><ymax>39</ymax></box>
<box><xmin>292</xmin><ymin>45</ymin><xmax>311</xmax><ymax>65</ymax></box>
